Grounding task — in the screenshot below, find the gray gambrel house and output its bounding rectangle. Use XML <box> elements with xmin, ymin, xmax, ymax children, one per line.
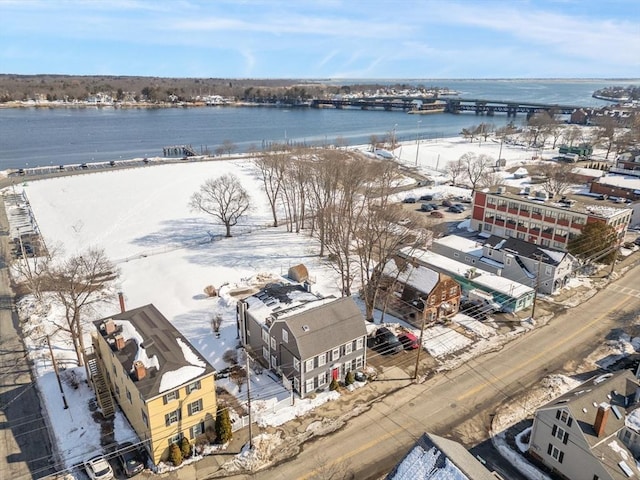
<box><xmin>237</xmin><ymin>282</ymin><xmax>367</xmax><ymax>398</ymax></box>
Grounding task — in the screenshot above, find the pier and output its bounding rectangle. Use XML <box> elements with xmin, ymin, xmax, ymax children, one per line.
<box><xmin>310</xmin><ymin>97</ymin><xmax>445</xmax><ymax>112</ymax></box>
<box><xmin>444</xmin><ymin>98</ymin><xmax>581</xmax><ymax>118</ymax></box>
<box><xmin>162</xmin><ymin>144</ymin><xmax>197</xmax><ymax>157</ymax></box>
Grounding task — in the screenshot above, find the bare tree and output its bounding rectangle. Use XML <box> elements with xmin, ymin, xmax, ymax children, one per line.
<box><xmin>48</xmin><ymin>248</ymin><xmax>117</xmax><ymax>366</ymax></box>
<box><xmin>253</xmin><ymin>149</ymin><xmax>286</xmax><ymax>227</ymax></box>
<box><xmin>11</xmin><ymin>243</ymin><xmax>55</xmax><ymax>301</ymax></box>
<box><xmin>222</xmin><ymin>139</ymin><xmax>236</xmax><ymax>156</ymax></box>
<box><xmin>593</xmin><ymin>116</ymin><xmax>618</xmax><ymax>159</ymax></box>
<box><xmin>189</xmin><ymin>173</ymin><xmax>251</xmax><ymax>237</ymax></box>
<box><xmin>479</xmin><ymin>170</ymin><xmax>502</xmax><ymax>189</ymax></box>
<box><xmin>542</xmin><ymin>163</ymin><xmax>578</xmax><ymax>199</ymax></box>
<box><xmin>446</xmin><ymin>158</ymin><xmax>465</xmax><ymax>186</ymax></box>
<box><xmin>461</xmin><ymin>152</ymin><xmax>493</xmax><ymax>191</ymax></box>
<box><xmin>561</xmin><ymin>126</ymin><xmax>582</xmax><ymax>148</ymax></box>
<box><xmin>230</xmin><ymin>365</ymin><xmax>247</xmax><ymax>393</ymax></box>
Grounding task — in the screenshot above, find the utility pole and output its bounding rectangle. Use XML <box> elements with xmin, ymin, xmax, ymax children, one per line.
<box><xmin>530</xmin><ymin>254</ymin><xmax>543</xmax><ymax>321</ymax></box>
<box><xmin>47</xmin><ymin>336</ymin><xmax>68</xmax><ymax>409</ymax></box>
<box><xmin>245</xmin><ymin>348</ymin><xmax>253</xmax><ymax>449</ymax></box>
<box><xmin>413</xmin><ymin>305</ymin><xmax>428</xmax><ymax>380</ymax></box>
<box><xmin>608</xmin><ymin>242</ymin><xmax>620</xmax><ymax>278</ymax></box>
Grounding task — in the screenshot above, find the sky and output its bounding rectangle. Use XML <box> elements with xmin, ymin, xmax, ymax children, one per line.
<box><xmin>0</xmin><ymin>0</ymin><xmax>638</xmax><ymax>79</ymax></box>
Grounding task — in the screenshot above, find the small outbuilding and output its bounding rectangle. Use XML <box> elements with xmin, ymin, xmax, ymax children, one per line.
<box><xmin>288</xmin><ymin>264</ymin><xmax>309</xmax><ymax>282</ymax></box>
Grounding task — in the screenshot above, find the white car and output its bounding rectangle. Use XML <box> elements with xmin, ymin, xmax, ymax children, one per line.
<box><xmin>84</xmin><ymin>455</ymin><xmax>114</xmax><ymax>480</ymax></box>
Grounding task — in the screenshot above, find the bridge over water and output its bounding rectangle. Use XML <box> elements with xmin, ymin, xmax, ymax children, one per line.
<box><xmin>309</xmin><ymin>97</ymin><xmax>582</xmax><ymax>118</ymax></box>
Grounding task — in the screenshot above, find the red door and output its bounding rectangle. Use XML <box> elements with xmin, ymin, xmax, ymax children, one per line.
<box><xmin>332</xmin><ymin>367</ymin><xmax>339</xmax><ymax>380</ymax></box>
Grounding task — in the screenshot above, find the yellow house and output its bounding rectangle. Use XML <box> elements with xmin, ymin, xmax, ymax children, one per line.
<box><xmin>91</xmin><ymin>304</ymin><xmax>217</xmax><ymax>464</ymax></box>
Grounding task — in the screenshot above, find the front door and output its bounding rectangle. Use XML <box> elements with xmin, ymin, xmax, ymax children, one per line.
<box><xmin>331</xmin><ymin>367</ymin><xmax>339</xmax><ymax>380</ymax></box>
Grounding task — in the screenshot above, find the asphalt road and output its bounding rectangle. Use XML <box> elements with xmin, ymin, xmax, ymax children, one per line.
<box><xmin>0</xmin><ymin>199</ymin><xmax>54</xmax><ymax>479</ymax></box>
<box><xmin>223</xmin><ymin>262</ymin><xmax>640</xmax><ymax>480</ymax></box>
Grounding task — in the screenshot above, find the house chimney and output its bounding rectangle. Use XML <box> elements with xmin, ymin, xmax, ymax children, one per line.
<box><xmin>118</xmin><ymin>292</ymin><xmax>126</xmax><ymax>313</ymax></box>
<box><xmin>133</xmin><ymin>360</ymin><xmax>146</xmax><ymax>381</ymax></box>
<box><xmin>114</xmin><ymin>334</ymin><xmax>125</xmax><ymax>351</ymax></box>
<box><xmin>103</xmin><ymin>319</ymin><xmax>116</xmax><ymax>335</ymax></box>
<box><xmin>594</xmin><ymin>403</ymin><xmax>610</xmax><ymax>437</ymax></box>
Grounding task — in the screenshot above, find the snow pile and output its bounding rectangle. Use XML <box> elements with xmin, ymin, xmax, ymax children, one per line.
<box><xmin>253</xmin><ymin>390</ymin><xmax>340</xmax><ymax>427</ymax></box>
<box><xmin>390</xmin><ymin>444</ymin><xmax>468</xmax><ymax>479</ymax></box>
<box><xmin>422</xmin><ymin>325</ymin><xmax>472</xmax><ymax>357</ymax></box>
<box><xmin>221</xmin><ymin>432</ymin><xmax>284</xmax><ymax>473</ymax></box>
<box><xmin>452</xmin><ymin>313</ymin><xmax>494</xmax><ymax>338</ymax></box>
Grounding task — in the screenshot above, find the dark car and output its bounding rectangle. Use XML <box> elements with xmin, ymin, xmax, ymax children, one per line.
<box><xmin>448</xmin><ymin>205</ymin><xmax>465</xmax><ymax>213</ymax></box>
<box><xmin>402</xmin><ymin>197</ymin><xmax>417</xmax><ymax>204</ymax></box>
<box><xmin>635</xmin><ymin>237</ymin><xmax>640</xmax><ymax>246</ymax></box>
<box><xmin>398</xmin><ymin>332</ymin><xmax>420</xmax><ymax>350</ymax></box>
<box><xmin>117</xmin><ymin>442</ymin><xmax>145</xmax><ymax>477</ymax></box>
<box><xmin>453</xmin><ymin>203</ymin><xmax>467</xmax><ymax>210</ymax></box>
<box><xmin>419</xmin><ymin>194</ymin><xmax>433</xmax><ymax>201</ymax></box>
<box><xmin>442</xmin><ymin>199</ymin><xmax>454</xmax><ymax>207</ymax></box>
<box><xmin>109</xmin><ymin>160</ymin><xmax>116</xmax><ymax>167</ymax></box>
<box><xmin>373</xmin><ymin>327</ymin><xmax>403</xmax><ymax>355</ymax></box>
<box><xmin>80</xmin><ymin>163</ymin><xmax>88</xmax><ymax>169</ymax></box>
<box><xmin>420</xmin><ymin>203</ymin><xmax>434</xmax><ymax>212</ymax></box>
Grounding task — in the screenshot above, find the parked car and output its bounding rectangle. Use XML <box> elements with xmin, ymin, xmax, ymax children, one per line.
<box><xmin>448</xmin><ymin>205</ymin><xmax>465</xmax><ymax>213</ymax></box>
<box><xmin>80</xmin><ymin>163</ymin><xmax>88</xmax><ymax>169</ymax></box>
<box><xmin>17</xmin><ymin>168</ymin><xmax>25</xmax><ymax>175</ymax></box>
<box><xmin>402</xmin><ymin>197</ymin><xmax>417</xmax><ymax>204</ymax></box>
<box><xmin>117</xmin><ymin>442</ymin><xmax>145</xmax><ymax>477</ymax></box>
<box><xmin>635</xmin><ymin>237</ymin><xmax>640</xmax><ymax>246</ymax></box>
<box><xmin>419</xmin><ymin>194</ymin><xmax>433</xmax><ymax>201</ymax></box>
<box><xmin>398</xmin><ymin>332</ymin><xmax>420</xmax><ymax>350</ymax></box>
<box><xmin>109</xmin><ymin>160</ymin><xmax>116</xmax><ymax>167</ymax></box>
<box><xmin>442</xmin><ymin>199</ymin><xmax>454</xmax><ymax>207</ymax></box>
<box><xmin>84</xmin><ymin>455</ymin><xmax>114</xmax><ymax>480</ymax></box>
<box><xmin>428</xmin><ymin>203</ymin><xmax>439</xmax><ymax>210</ymax></box>
<box><xmin>430</xmin><ymin>210</ymin><xmax>445</xmax><ymax>218</ymax></box>
<box><xmin>420</xmin><ymin>203</ymin><xmax>434</xmax><ymax>212</ymax></box>
<box><xmin>453</xmin><ymin>203</ymin><xmax>467</xmax><ymax>210</ymax></box>
<box><xmin>373</xmin><ymin>327</ymin><xmax>403</xmax><ymax>355</ymax></box>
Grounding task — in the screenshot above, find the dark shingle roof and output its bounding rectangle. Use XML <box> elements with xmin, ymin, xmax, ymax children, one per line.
<box><xmin>483</xmin><ymin>234</ymin><xmax>566</xmax><ymax>265</ymax></box>
<box><xmin>280</xmin><ymin>297</ymin><xmax>367</xmax><ymax>359</ymax></box>
<box><xmin>94</xmin><ymin>304</ymin><xmax>214</xmax><ymax>401</ymax></box>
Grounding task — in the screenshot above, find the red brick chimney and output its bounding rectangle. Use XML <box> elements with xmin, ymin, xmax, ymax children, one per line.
<box><xmin>594</xmin><ymin>403</ymin><xmax>610</xmax><ymax>437</ymax></box>
<box><xmin>104</xmin><ymin>319</ymin><xmax>116</xmax><ymax>335</ymax></box>
<box><xmin>118</xmin><ymin>292</ymin><xmax>126</xmax><ymax>313</ymax></box>
<box><xmin>133</xmin><ymin>360</ymin><xmax>146</xmax><ymax>381</ymax></box>
<box><xmin>114</xmin><ymin>334</ymin><xmax>125</xmax><ymax>351</ymax></box>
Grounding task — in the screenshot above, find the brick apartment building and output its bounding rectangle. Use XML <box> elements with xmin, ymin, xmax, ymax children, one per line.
<box><xmin>470</xmin><ymin>187</ymin><xmax>632</xmax><ymax>251</ymax></box>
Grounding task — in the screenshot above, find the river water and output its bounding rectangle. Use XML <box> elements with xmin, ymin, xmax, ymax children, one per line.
<box><xmin>1</xmin><ymin>79</ymin><xmax>637</xmax><ymax>171</ymax></box>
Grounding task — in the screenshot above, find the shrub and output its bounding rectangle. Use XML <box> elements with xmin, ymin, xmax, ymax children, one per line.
<box><xmin>204</xmin><ymin>285</ymin><xmax>217</xmax><ymax>297</ymax></box>
<box><xmin>329</xmin><ymin>378</ymin><xmax>340</xmax><ymax>391</ymax></box>
<box><xmin>222</xmin><ymin>349</ymin><xmax>238</xmax><ymax>365</ymax></box>
<box><xmin>169</xmin><ymin>442</ymin><xmax>183</xmax><ymax>466</ymax></box>
<box><xmin>345</xmin><ymin>371</ymin><xmax>355</xmax><ymax>386</ymax></box>
<box><xmin>180</xmin><ymin>437</ymin><xmax>192</xmax><ymax>459</ymax></box>
<box><xmin>215</xmin><ymin>407</ymin><xmax>233</xmax><ymax>444</ymax></box>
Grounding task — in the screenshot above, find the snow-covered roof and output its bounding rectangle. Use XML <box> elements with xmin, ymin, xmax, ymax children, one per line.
<box><xmin>595</xmin><ymin>174</ymin><xmax>640</xmax><ymax>190</ymax></box>
<box><xmin>387</xmin><ymin>433</ymin><xmax>496</xmax><ymax>480</ymax></box>
<box><xmin>244</xmin><ymin>281</ymin><xmax>326</xmax><ymax>325</ymax></box>
<box><xmin>400</xmin><ymin>247</ymin><xmax>533</xmax><ymax>299</ymax></box>
<box><xmin>382</xmin><ymin>259</ymin><xmax>440</xmax><ymax>294</ymax></box>
<box><xmin>433</xmin><ymin>235</ymin><xmax>483</xmax><ymax>257</ymax></box>
<box><xmin>94</xmin><ymin>304</ymin><xmax>215</xmax><ymax>399</ymax></box>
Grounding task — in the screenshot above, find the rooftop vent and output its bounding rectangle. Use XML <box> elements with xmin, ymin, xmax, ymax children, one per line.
<box><xmin>496</xmin><ymin>186</ymin><xmax>506</xmax><ymax>195</ymax></box>
<box><xmin>302</xmin><ymin>325</ymin><xmax>310</xmax><ymax>332</ymax></box>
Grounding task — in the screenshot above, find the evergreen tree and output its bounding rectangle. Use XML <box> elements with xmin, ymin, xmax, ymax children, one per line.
<box><xmin>345</xmin><ymin>371</ymin><xmax>355</xmax><ymax>386</ymax></box>
<box><xmin>568</xmin><ymin>222</ymin><xmax>618</xmax><ymax>264</ymax></box>
<box><xmin>330</xmin><ymin>378</ymin><xmax>340</xmax><ymax>391</ymax></box>
<box><xmin>215</xmin><ymin>407</ymin><xmax>233</xmax><ymax>444</ymax></box>
<box><xmin>180</xmin><ymin>437</ymin><xmax>192</xmax><ymax>459</ymax></box>
<box><xmin>169</xmin><ymin>442</ymin><xmax>183</xmax><ymax>466</ymax></box>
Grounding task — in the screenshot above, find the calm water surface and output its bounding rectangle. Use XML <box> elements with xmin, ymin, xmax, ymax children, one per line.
<box><xmin>1</xmin><ymin>79</ymin><xmax>638</xmax><ymax>170</ymax></box>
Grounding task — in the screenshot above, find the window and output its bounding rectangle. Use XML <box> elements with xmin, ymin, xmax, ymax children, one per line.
<box><xmin>332</xmin><ymin>348</ymin><xmax>340</xmax><ymax>361</ymax></box>
<box><xmin>318</xmin><ymin>371</ymin><xmax>328</xmax><ymax>386</ymax></box>
<box><xmin>126</xmin><ymin>389</ymin><xmax>132</xmax><ymax>403</ymax></box>
<box><xmin>271</xmin><ymin>355</ymin><xmax>277</xmax><ymax>368</ymax></box>
<box><xmin>165</xmin><ymin>409</ymin><xmax>181</xmax><ymax>427</ymax></box>
<box><xmin>547</xmin><ymin>444</ymin><xmax>564</xmax><ymax>463</ymax></box>
<box><xmin>356</xmin><ymin>356</ymin><xmax>364</xmax><ymax>369</ymax></box>
<box><xmin>345</xmin><ymin>342</ymin><xmax>353</xmax><ymax>355</ymax></box>
<box><xmin>282</xmin><ymin>330</ymin><xmax>289</xmax><ymax>343</ymax></box>
<box><xmin>168</xmin><ymin>433</ymin><xmax>183</xmax><ymax>446</ymax></box>
<box><xmin>141</xmin><ymin>410</ymin><xmax>148</xmax><ymax>427</ymax></box>
<box><xmin>453</xmin><ymin>252</ymin><xmax>460</xmax><ymax>258</ymax></box>
<box><xmin>555</xmin><ymin>409</ymin><xmax>573</xmax><ymax>426</ymax></box>
<box><xmin>517</xmin><ymin>232</ymin><xmax>525</xmax><ymax>240</ymax></box>
<box><xmin>542</xmin><ymin>239</ymin><xmax>550</xmax><ymax>247</ymax></box>
<box><xmin>484</xmin><ymin>224</ymin><xmax>492</xmax><ymax>232</ymax></box>
<box><xmin>356</xmin><ymin>338</ymin><xmax>364</xmax><ymax>350</ymax></box>
<box><xmin>545</xmin><ymin>266</ymin><xmax>552</xmax><ymax>275</ymax></box>
<box><xmin>261</xmin><ymin>329</ymin><xmax>269</xmax><ymax>343</ymax></box>
<box><xmin>188</xmin><ymin>399</ymin><xmax>203</xmax><ymax>416</ymax></box>
<box><xmin>163</xmin><ymin>390</ymin><xmax>180</xmax><ymax>404</ymax></box>
<box><xmin>190</xmin><ymin>422</ymin><xmax>204</xmax><ymax>439</ymax></box>
<box><xmin>532</xmin><ymin>207</ymin><xmax>542</xmax><ymax>216</ymax></box>
<box><xmin>508</xmin><ymin>201</ymin><xmax>519</xmax><ymax>210</ymax></box>
<box><xmin>573</xmin><ymin>216</ymin><xmax>585</xmax><ymax>225</ymax></box>
<box><xmin>293</xmin><ymin>357</ymin><xmax>300</xmax><ymax>371</ymax></box>
<box><xmin>318</xmin><ymin>353</ymin><xmax>326</xmax><ymax>366</ymax></box>
<box><xmin>552</xmin><ymin>425</ymin><xmax>569</xmax><ymax>444</ymax></box>
<box><xmin>294</xmin><ymin>377</ymin><xmax>300</xmax><ymax>393</ymax></box>
<box><xmin>270</xmin><ymin>337</ymin><xmax>276</xmax><ymax>350</ymax></box>
<box><xmin>306</xmin><ymin>359</ymin><xmax>314</xmax><ymax>372</ymax></box>
<box><xmin>449</xmin><ymin>287</ymin><xmax>457</xmax><ymax>296</ymax></box>
<box><xmin>262</xmin><ymin>346</ymin><xmax>269</xmax><ymax>360</ymax></box>
<box><xmin>506</xmin><ymin>257</ymin><xmax>512</xmax><ymax>266</ymax></box>
<box><xmin>306</xmin><ymin>378</ymin><xmax>314</xmax><ymax>393</ymax></box>
<box><xmin>186</xmin><ymin>380</ymin><xmax>201</xmax><ymax>394</ymax></box>
<box><xmin>115</xmin><ymin>385</ymin><xmax>120</xmax><ymax>396</ymax></box>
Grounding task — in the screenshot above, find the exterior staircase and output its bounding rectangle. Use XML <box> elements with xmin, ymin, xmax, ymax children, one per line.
<box><xmin>86</xmin><ymin>354</ymin><xmax>115</xmax><ymax>418</ymax></box>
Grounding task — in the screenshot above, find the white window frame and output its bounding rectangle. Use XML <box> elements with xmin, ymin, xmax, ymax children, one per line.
<box><xmin>270</xmin><ymin>336</ymin><xmax>276</xmax><ymax>350</ymax></box>
<box><xmin>344</xmin><ymin>342</ymin><xmax>352</xmax><ymax>355</ymax></box>
<box><xmin>190</xmin><ymin>422</ymin><xmax>204</xmax><ymax>439</ymax></box>
<box><xmin>261</xmin><ymin>329</ymin><xmax>269</xmax><ymax>343</ymax></box>
<box><xmin>282</xmin><ymin>329</ymin><xmax>289</xmax><ymax>343</ymax></box>
<box><xmin>356</xmin><ymin>338</ymin><xmax>364</xmax><ymax>350</ymax></box>
<box><xmin>168</xmin><ymin>433</ymin><xmax>183</xmax><ymax>446</ymax></box>
<box><xmin>293</xmin><ymin>357</ymin><xmax>300</xmax><ymax>372</ymax></box>
<box><xmin>188</xmin><ymin>399</ymin><xmax>203</xmax><ymax>416</ymax></box>
<box><xmin>305</xmin><ymin>358</ymin><xmax>314</xmax><ymax>372</ymax></box>
<box><xmin>294</xmin><ymin>376</ymin><xmax>300</xmax><ymax>392</ymax></box>
<box><xmin>356</xmin><ymin>356</ymin><xmax>364</xmax><ymax>369</ymax></box>
<box><xmin>262</xmin><ymin>346</ymin><xmax>269</xmax><ymax>361</ymax></box>
<box><xmin>318</xmin><ymin>371</ymin><xmax>327</xmax><ymax>386</ymax></box>
<box><xmin>163</xmin><ymin>390</ymin><xmax>179</xmax><ymax>404</ymax></box>
<box><xmin>332</xmin><ymin>348</ymin><xmax>340</xmax><ymax>361</ymax></box>
<box><xmin>305</xmin><ymin>378</ymin><xmax>314</xmax><ymax>393</ymax></box>
<box><xmin>271</xmin><ymin>354</ymin><xmax>277</xmax><ymax>368</ymax></box>
<box><xmin>165</xmin><ymin>409</ymin><xmax>181</xmax><ymax>426</ymax></box>
<box><xmin>318</xmin><ymin>352</ymin><xmax>326</xmax><ymax>366</ymax></box>
<box><xmin>186</xmin><ymin>380</ymin><xmax>201</xmax><ymax>394</ymax></box>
